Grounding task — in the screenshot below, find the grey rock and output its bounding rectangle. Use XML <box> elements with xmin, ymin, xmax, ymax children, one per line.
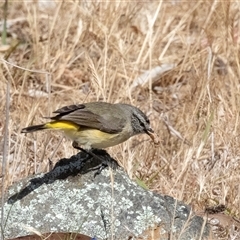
<box><xmin>1</xmin><ymin>152</ymin><xmax>210</xmax><ymax>240</ymax></box>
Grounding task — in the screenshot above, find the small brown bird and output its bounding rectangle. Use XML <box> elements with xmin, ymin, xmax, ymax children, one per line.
<box><xmin>21</xmin><ymin>102</ymin><xmax>158</xmax><ymax>150</ymax></box>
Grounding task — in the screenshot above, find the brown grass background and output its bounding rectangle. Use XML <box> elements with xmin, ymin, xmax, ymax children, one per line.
<box><xmin>1</xmin><ymin>1</ymin><xmax>240</xmax><ymax>238</ymax></box>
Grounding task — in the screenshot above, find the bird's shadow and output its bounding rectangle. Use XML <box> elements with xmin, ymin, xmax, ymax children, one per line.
<box><xmin>7</xmin><ymin>149</ymin><xmax>119</xmax><ymax>204</ymax></box>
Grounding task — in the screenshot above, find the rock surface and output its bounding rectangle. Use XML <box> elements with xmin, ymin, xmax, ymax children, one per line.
<box><xmin>2</xmin><ymin>151</ymin><xmax>210</xmax><ymax>240</ymax></box>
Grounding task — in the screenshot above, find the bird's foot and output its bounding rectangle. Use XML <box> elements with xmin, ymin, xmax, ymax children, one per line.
<box><xmin>72</xmin><ymin>142</ymin><xmax>119</xmax><ymax>176</ymax></box>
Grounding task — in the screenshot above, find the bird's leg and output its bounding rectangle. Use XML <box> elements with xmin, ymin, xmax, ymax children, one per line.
<box><xmin>72</xmin><ymin>141</ymin><xmax>104</xmax><ymax>161</ymax></box>
<box><xmin>72</xmin><ymin>141</ymin><xmax>92</xmax><ymax>158</ymax></box>
<box><xmin>72</xmin><ymin>141</ymin><xmax>109</xmax><ymax>176</ymax></box>
<box><xmin>72</xmin><ymin>141</ymin><xmax>118</xmax><ymax>169</ymax></box>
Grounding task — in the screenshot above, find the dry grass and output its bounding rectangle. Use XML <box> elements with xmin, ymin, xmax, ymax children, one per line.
<box><xmin>1</xmin><ymin>0</ymin><xmax>240</xmax><ymax>239</ymax></box>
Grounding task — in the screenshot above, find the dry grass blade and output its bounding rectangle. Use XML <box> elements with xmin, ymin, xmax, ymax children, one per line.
<box><xmin>1</xmin><ymin>74</ymin><xmax>10</xmax><ymax>238</ymax></box>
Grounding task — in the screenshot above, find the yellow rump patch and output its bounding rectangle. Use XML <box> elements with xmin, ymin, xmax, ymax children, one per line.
<box><xmin>45</xmin><ymin>121</ymin><xmax>79</xmax><ymax>130</ymax></box>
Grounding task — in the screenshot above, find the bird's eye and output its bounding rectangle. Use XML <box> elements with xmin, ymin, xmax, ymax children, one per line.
<box><xmin>138</xmin><ymin>120</ymin><xmax>146</xmax><ymax>128</ymax></box>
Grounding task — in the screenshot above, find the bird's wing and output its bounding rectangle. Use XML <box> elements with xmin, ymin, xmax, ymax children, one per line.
<box><xmin>53</xmin><ymin>104</ymin><xmax>85</xmax><ymax>114</ymax></box>
<box><xmin>50</xmin><ymin>104</ymin><xmax>125</xmax><ymax>133</ymax></box>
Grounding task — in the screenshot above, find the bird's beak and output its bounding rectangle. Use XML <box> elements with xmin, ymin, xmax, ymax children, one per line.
<box><xmin>145</xmin><ymin>127</ymin><xmax>160</xmax><ymax>145</ymax></box>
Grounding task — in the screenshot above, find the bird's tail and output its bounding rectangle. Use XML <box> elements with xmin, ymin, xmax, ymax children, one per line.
<box><xmin>21</xmin><ymin>124</ymin><xmax>46</xmax><ymax>133</ymax></box>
